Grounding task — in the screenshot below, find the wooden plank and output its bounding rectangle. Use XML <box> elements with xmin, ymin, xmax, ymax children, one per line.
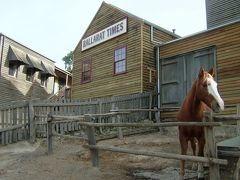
<box><xmin>23</xmin><ymin>106</ymin><xmax>28</xmax><ymax>139</ymax></box>
<box><xmin>88</xmin><ymin>145</ymin><xmax>227</xmax><ymax>165</ymax></box>
<box><xmin>5</xmin><ymin>110</ymin><xmax>9</xmax><ymax>144</ymax></box>
<box><xmin>18</xmin><ymin>107</ymin><xmax>23</xmax><ymax>140</ymax></box>
<box><xmin>204</xmin><ymin>112</ymin><xmax>220</xmax><ymax>180</ymax></box>
<box><xmin>12</xmin><ymin>108</ymin><xmax>17</xmax><ymax>142</ymax></box>
<box><xmin>87</xmin><ymin>126</ymin><xmax>99</xmax><ymax>167</ymax></box>
<box><xmin>47</xmin><ymin>114</ymin><xmax>53</xmax><ymax>154</ymax></box>
<box><xmin>29</xmin><ymin>101</ymin><xmax>35</xmax><ymax>143</ymax></box>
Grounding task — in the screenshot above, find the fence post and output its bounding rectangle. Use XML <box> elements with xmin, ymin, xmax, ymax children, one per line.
<box><xmin>111</xmin><ymin>104</ymin><xmax>123</xmax><ymax>139</ymax></box>
<box><xmin>85</xmin><ymin>115</ymin><xmax>99</xmax><ymax>167</ymax></box>
<box><xmin>237</xmin><ymin>104</ymin><xmax>240</xmax><ymax>136</ymax></box>
<box><xmin>116</xmin><ymin>112</ymin><xmax>123</xmax><ymax>139</ymax></box>
<box><xmin>98</xmin><ymin>101</ymin><xmax>103</xmax><ymax>134</ymax></box>
<box><xmin>29</xmin><ymin>101</ymin><xmax>36</xmax><ymax>143</ymax></box>
<box><xmin>204</xmin><ymin>111</ymin><xmax>220</xmax><ymax>180</ymax></box>
<box><xmin>149</xmin><ymin>92</ymin><xmax>152</xmax><ymax>120</ymax></box>
<box><xmin>47</xmin><ymin>113</ymin><xmax>53</xmax><ymax>155</ymax></box>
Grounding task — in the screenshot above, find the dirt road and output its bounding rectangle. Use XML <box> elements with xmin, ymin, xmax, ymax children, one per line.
<box><xmin>0</xmin><ymin>131</ymin><xmax>197</xmax><ymax>180</ymax></box>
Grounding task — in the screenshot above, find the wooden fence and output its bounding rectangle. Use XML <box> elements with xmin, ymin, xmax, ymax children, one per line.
<box><xmin>34</xmin><ymin>92</ymin><xmax>153</xmax><ymax>137</ymax></box>
<box><xmin>0</xmin><ymin>92</ymin><xmax>156</xmax><ymax>144</ymax></box>
<box><xmin>0</xmin><ymin>100</ymin><xmax>30</xmax><ymax>145</ymax></box>
<box><xmin>46</xmin><ymin>111</ymin><xmax>235</xmax><ymax>180</ymax></box>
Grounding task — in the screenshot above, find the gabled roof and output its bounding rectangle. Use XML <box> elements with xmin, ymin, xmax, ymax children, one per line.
<box><xmin>73</xmin><ymin>1</ymin><xmax>180</xmax><ymax>53</ymax></box>
<box><xmin>108</xmin><ymin>3</ymin><xmax>180</xmax><ymax>38</ymax></box>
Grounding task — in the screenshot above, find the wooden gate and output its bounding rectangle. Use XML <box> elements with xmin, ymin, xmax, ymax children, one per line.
<box><xmin>0</xmin><ymin>101</ymin><xmax>30</xmax><ymax>145</ymax></box>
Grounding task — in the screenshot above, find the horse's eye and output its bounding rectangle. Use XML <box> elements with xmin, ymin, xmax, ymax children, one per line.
<box><xmin>203</xmin><ymin>83</ymin><xmax>207</xmax><ymax>88</ymax></box>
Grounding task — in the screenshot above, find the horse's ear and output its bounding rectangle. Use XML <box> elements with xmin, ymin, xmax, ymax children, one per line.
<box><xmin>198</xmin><ymin>67</ymin><xmax>204</xmax><ymax>78</ymax></box>
<box><xmin>208</xmin><ymin>67</ymin><xmax>214</xmax><ymax>77</ymax></box>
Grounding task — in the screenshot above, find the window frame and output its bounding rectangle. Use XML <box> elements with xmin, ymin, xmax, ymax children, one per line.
<box><xmin>113</xmin><ymin>46</ymin><xmax>127</xmax><ymax>75</ymax></box>
<box><xmin>26</xmin><ymin>68</ymin><xmax>35</xmax><ymax>82</ymax></box>
<box><xmin>40</xmin><ymin>74</ymin><xmax>48</xmax><ymax>87</ymax></box>
<box><xmin>81</xmin><ymin>59</ymin><xmax>92</xmax><ymax>83</ymax></box>
<box><xmin>8</xmin><ymin>62</ymin><xmax>19</xmax><ymax>78</ymax></box>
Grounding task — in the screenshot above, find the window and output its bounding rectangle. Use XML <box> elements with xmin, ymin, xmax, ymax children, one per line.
<box><xmin>8</xmin><ymin>62</ymin><xmax>19</xmax><ymax>77</ymax></box>
<box><xmin>26</xmin><ymin>68</ymin><xmax>35</xmax><ymax>82</ymax></box>
<box><xmin>81</xmin><ymin>59</ymin><xmax>91</xmax><ymax>83</ymax></box>
<box><xmin>41</xmin><ymin>74</ymin><xmax>48</xmax><ymax>87</ymax></box>
<box><xmin>114</xmin><ymin>46</ymin><xmax>126</xmax><ymax>74</ymax></box>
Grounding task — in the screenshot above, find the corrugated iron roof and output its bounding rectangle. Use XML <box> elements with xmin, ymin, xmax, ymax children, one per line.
<box><xmin>8</xmin><ymin>46</ymin><xmax>29</xmax><ymax>65</ymax></box>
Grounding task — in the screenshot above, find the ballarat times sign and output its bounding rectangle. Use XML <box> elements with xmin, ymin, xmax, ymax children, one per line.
<box><xmin>81</xmin><ymin>18</ymin><xmax>127</xmax><ymax>51</ymax></box>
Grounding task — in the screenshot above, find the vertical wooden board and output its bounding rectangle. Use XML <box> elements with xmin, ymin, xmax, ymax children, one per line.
<box><xmin>52</xmin><ymin>123</ymin><xmax>55</xmax><ymax>135</ymax></box>
<box><xmin>60</xmin><ymin>123</ymin><xmax>64</xmax><ymax>134</ymax></box>
<box><xmin>74</xmin><ymin>122</ymin><xmax>78</xmax><ymax>131</ymax></box>
<box><xmin>204</xmin><ymin>112</ymin><xmax>220</xmax><ymax>180</ymax></box>
<box><xmin>87</xmin><ymin>126</ymin><xmax>99</xmax><ymax>167</ymax></box>
<box><xmin>1</xmin><ymin>132</ymin><xmax>5</xmax><ymax>145</ymax></box>
<box><xmin>9</xmin><ymin>130</ymin><xmax>12</xmax><ymax>144</ymax></box>
<box><xmin>1</xmin><ymin>110</ymin><xmax>5</xmax><ymax>145</ymax></box>
<box><xmin>71</xmin><ymin>122</ymin><xmax>75</xmax><ymax>131</ymax></box>
<box><xmin>64</xmin><ymin>122</ymin><xmax>68</xmax><ymax>132</ymax></box>
<box><xmin>13</xmin><ymin>108</ymin><xmax>17</xmax><ymax>142</ymax></box>
<box><xmin>68</xmin><ymin>122</ymin><xmax>72</xmax><ymax>131</ymax></box>
<box><xmin>18</xmin><ymin>107</ymin><xmax>23</xmax><ymax>140</ymax></box>
<box><xmin>5</xmin><ymin>110</ymin><xmax>9</xmax><ymax>144</ymax></box>
<box><xmin>55</xmin><ymin>123</ymin><xmax>59</xmax><ymax>133</ymax></box>
<box><xmin>23</xmin><ymin>106</ymin><xmax>28</xmax><ymax>139</ymax></box>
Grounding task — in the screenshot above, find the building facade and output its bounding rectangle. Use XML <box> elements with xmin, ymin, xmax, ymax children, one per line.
<box><xmin>72</xmin><ymin>2</ymin><xmax>179</xmax><ymax>99</ymax></box>
<box><xmin>159</xmin><ymin>21</ymin><xmax>240</xmax><ymax>118</ymax></box>
<box><xmin>0</xmin><ymin>34</ymin><xmax>71</xmax><ymax>104</ymax></box>
<box><xmin>206</xmin><ymin>0</ymin><xmax>240</xmax><ymax>28</ymax></box>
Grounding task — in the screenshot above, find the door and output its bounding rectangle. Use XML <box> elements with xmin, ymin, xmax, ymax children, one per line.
<box><xmin>186</xmin><ymin>48</ymin><xmax>215</xmax><ymax>90</ymax></box>
<box><xmin>160</xmin><ymin>56</ymin><xmax>185</xmax><ymax>107</ymax></box>
<box><xmin>160</xmin><ymin>47</ymin><xmax>215</xmax><ymax>107</ymax></box>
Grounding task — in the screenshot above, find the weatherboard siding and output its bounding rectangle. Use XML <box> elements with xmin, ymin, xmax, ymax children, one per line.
<box><xmin>142</xmin><ymin>25</ymin><xmax>176</xmax><ymax>92</ymax></box>
<box><xmin>0</xmin><ymin>36</ymin><xmax>55</xmax><ymax>104</ymax></box>
<box><xmin>72</xmin><ymin>3</ymin><xmax>142</xmax><ymax>99</ymax></box>
<box><xmin>72</xmin><ymin>2</ymin><xmax>179</xmax><ymax>100</ymax></box>
<box><xmin>206</xmin><ymin>0</ymin><xmax>240</xmax><ymax>28</ymax></box>
<box><xmin>160</xmin><ymin>22</ymin><xmax>240</xmax><ymax>118</ymax></box>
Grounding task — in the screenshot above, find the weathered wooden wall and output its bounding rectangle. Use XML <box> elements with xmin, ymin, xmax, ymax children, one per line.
<box><xmin>206</xmin><ymin>0</ymin><xmax>240</xmax><ymax>28</ymax></box>
<box><xmin>72</xmin><ymin>3</ymin><xmax>142</xmax><ymax>99</ymax></box>
<box><xmin>160</xmin><ymin>21</ymin><xmax>240</xmax><ymax>118</ymax></box>
<box><xmin>0</xmin><ymin>35</ymin><xmax>55</xmax><ymax>104</ymax></box>
<box><xmin>142</xmin><ymin>25</ymin><xmax>176</xmax><ymax>92</ymax></box>
<box><xmin>72</xmin><ymin>2</ymin><xmax>178</xmax><ymax>100</ymax></box>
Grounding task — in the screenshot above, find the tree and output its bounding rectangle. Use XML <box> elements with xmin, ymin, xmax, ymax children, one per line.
<box><xmin>62</xmin><ymin>51</ymin><xmax>73</xmax><ymax>72</ymax></box>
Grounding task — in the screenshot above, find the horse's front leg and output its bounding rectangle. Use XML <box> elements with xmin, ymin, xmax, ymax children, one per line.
<box><xmin>179</xmin><ymin>135</ymin><xmax>188</xmax><ymax>180</ymax></box>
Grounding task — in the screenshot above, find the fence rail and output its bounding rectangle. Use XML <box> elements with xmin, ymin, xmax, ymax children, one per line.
<box><xmin>46</xmin><ymin>111</ymin><xmax>236</xmax><ymax>180</ymax></box>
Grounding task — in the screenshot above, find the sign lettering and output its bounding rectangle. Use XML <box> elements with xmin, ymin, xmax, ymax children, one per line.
<box><xmin>81</xmin><ymin>18</ymin><xmax>127</xmax><ymax>51</ymax></box>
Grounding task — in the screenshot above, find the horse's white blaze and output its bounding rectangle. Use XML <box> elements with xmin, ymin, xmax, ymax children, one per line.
<box><xmin>207</xmin><ymin>78</ymin><xmax>224</xmax><ymax>111</ymax></box>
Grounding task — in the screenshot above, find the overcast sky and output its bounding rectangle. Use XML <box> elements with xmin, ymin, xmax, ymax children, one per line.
<box><xmin>0</xmin><ymin>0</ymin><xmax>207</xmax><ymax>70</ymax></box>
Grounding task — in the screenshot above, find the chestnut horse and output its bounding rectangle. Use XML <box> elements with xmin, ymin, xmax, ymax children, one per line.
<box><xmin>177</xmin><ymin>67</ymin><xmax>224</xmax><ymax>179</ymax></box>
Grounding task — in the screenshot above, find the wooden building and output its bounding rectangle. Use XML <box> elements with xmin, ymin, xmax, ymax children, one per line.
<box><xmin>159</xmin><ymin>20</ymin><xmax>240</xmax><ymax>117</ymax></box>
<box><xmin>72</xmin><ymin>2</ymin><xmax>179</xmax><ymax>99</ymax></box>
<box><xmin>206</xmin><ymin>0</ymin><xmax>240</xmax><ymax>28</ymax></box>
<box><xmin>0</xmin><ymin>34</ymin><xmax>72</xmax><ymax>104</ymax></box>
<box><xmin>72</xmin><ymin>1</ymin><xmax>240</xmax><ymax>118</ymax></box>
